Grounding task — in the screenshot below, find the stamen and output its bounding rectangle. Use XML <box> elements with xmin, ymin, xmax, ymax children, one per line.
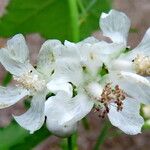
<box><xmin>14</xmin><ymin>70</ymin><xmax>46</xmax><ymax>92</ymax></box>
<box><xmin>96</xmin><ymin>83</ymin><xmax>126</xmax><ymax>118</ymax></box>
<box><xmin>133</xmin><ymin>54</ymin><xmax>150</xmax><ymax>76</ymax></box>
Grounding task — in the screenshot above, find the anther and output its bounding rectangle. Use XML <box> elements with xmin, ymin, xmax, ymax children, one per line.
<box><xmin>133</xmin><ymin>54</ymin><xmax>150</xmax><ymax>76</ymax></box>
<box><xmin>97</xmin><ymin>83</ymin><xmax>126</xmax><ymax>118</ymax></box>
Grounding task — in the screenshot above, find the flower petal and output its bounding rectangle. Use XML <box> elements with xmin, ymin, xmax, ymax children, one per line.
<box><xmin>13</xmin><ymin>91</ymin><xmax>46</xmax><ymax>133</ymax></box>
<box><xmin>100</xmin><ymin>9</ymin><xmax>130</xmax><ymax>45</ymax></box>
<box><xmin>53</xmin><ymin>59</ymin><xmax>83</xmax><ymax>86</ymax></box>
<box><xmin>0</xmin><ymin>86</ymin><xmax>29</xmax><ymax>109</ymax></box>
<box><xmin>118</xmin><ymin>28</ymin><xmax>150</xmax><ymax>62</ymax></box>
<box><xmin>109</xmin><ymin>71</ymin><xmax>150</xmax><ymax>104</ymax></box>
<box><xmin>0</xmin><ymin>48</ymin><xmax>32</xmax><ymax>76</ymax></box>
<box><xmin>108</xmin><ymin>57</ymin><xmax>133</xmax><ymax>72</ymax></box>
<box><xmin>134</xmin><ymin>28</ymin><xmax>150</xmax><ymax>53</ymax></box>
<box><xmin>37</xmin><ymin>39</ymin><xmax>61</xmax><ymax>76</ymax></box>
<box><xmin>7</xmin><ymin>34</ymin><xmax>29</xmax><ymax>62</ymax></box>
<box><xmin>45</xmin><ymin>92</ymin><xmax>93</xmax><ymax>128</ymax></box>
<box><xmin>59</xmin><ymin>41</ymin><xmax>80</xmax><ymax>61</ymax></box>
<box><xmin>64</xmin><ymin>92</ymin><xmax>94</xmax><ymax>125</ymax></box>
<box><xmin>46</xmin><ymin>119</ymin><xmax>77</xmax><ymax>137</ymax></box>
<box><xmin>93</xmin><ymin>42</ymin><xmax>125</xmax><ymax>67</ymax></box>
<box><xmin>47</xmin><ymin>78</ymin><xmax>73</xmax><ymax>97</ymax></box>
<box><xmin>77</xmin><ymin>36</ymin><xmax>99</xmax><ymax>45</ymax></box>
<box><xmin>76</xmin><ymin>43</ymin><xmax>103</xmax><ymax>76</ymax></box>
<box><xmin>108</xmin><ymin>97</ymin><xmax>144</xmax><ymax>135</ymax></box>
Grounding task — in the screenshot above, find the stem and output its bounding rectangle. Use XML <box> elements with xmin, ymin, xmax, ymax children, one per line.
<box><xmin>82</xmin><ymin>117</ymin><xmax>90</xmax><ymax>130</ymax></box>
<box><xmin>93</xmin><ymin>122</ymin><xmax>111</xmax><ymax>150</ymax></box>
<box><xmin>67</xmin><ymin>136</ymin><xmax>73</xmax><ymax>150</ymax></box>
<box><xmin>68</xmin><ymin>0</ymin><xmax>80</xmax><ymax>42</ymax></box>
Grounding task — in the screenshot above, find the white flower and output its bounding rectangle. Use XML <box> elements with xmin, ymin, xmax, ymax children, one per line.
<box><xmin>100</xmin><ymin>9</ymin><xmax>150</xmax><ymax>76</ymax></box>
<box><xmin>45</xmin><ymin>40</ymin><xmax>144</xmax><ymax>135</ymax></box>
<box><xmin>0</xmin><ymin>34</ymin><xmax>63</xmax><ymax>134</ymax></box>
<box><xmin>99</xmin><ymin>9</ymin><xmax>150</xmax><ymax>105</ymax></box>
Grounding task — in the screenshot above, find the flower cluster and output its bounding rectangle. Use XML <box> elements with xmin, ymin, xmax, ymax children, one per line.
<box><xmin>0</xmin><ymin>9</ymin><xmax>150</xmax><ymax>137</ymax></box>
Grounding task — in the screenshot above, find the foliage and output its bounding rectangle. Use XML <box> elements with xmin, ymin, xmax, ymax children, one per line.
<box><xmin>0</xmin><ymin>0</ymin><xmax>111</xmax><ymax>41</ymax></box>
<box><xmin>0</xmin><ymin>121</ymin><xmax>50</xmax><ymax>150</ymax></box>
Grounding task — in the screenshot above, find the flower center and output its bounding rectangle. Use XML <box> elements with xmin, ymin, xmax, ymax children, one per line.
<box><xmin>14</xmin><ymin>70</ymin><xmax>46</xmax><ymax>92</ymax></box>
<box><xmin>133</xmin><ymin>54</ymin><xmax>150</xmax><ymax>76</ymax></box>
<box><xmin>95</xmin><ymin>83</ymin><xmax>126</xmax><ymax>118</ymax></box>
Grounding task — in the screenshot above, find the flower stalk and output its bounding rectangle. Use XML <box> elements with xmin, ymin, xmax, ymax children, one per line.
<box><xmin>68</xmin><ymin>0</ymin><xmax>79</xmax><ymax>42</ymax></box>
<box><xmin>67</xmin><ymin>136</ymin><xmax>73</xmax><ymax>150</ymax></box>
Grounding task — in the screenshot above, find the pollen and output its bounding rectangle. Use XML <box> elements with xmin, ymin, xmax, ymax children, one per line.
<box><xmin>133</xmin><ymin>54</ymin><xmax>150</xmax><ymax>76</ymax></box>
<box><xmin>97</xmin><ymin>83</ymin><xmax>126</xmax><ymax>118</ymax></box>
<box><xmin>14</xmin><ymin>71</ymin><xmax>46</xmax><ymax>92</ymax></box>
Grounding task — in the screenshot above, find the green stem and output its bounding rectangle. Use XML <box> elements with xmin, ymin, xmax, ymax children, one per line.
<box><xmin>67</xmin><ymin>136</ymin><xmax>73</xmax><ymax>150</ymax></box>
<box><xmin>93</xmin><ymin>122</ymin><xmax>111</xmax><ymax>150</ymax></box>
<box><xmin>68</xmin><ymin>0</ymin><xmax>80</xmax><ymax>42</ymax></box>
<box><xmin>82</xmin><ymin>117</ymin><xmax>90</xmax><ymax>130</ymax></box>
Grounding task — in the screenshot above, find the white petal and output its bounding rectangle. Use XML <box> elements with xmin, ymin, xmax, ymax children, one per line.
<box><xmin>0</xmin><ymin>86</ymin><xmax>29</xmax><ymax>109</ymax></box>
<box><xmin>37</xmin><ymin>39</ymin><xmax>62</xmax><ymax>76</ymax></box>
<box><xmin>13</xmin><ymin>91</ymin><xmax>46</xmax><ymax>133</ymax></box>
<box><xmin>77</xmin><ymin>43</ymin><xmax>103</xmax><ymax>76</ymax></box>
<box><xmin>47</xmin><ymin>78</ymin><xmax>73</xmax><ymax>97</ymax></box>
<box><xmin>59</xmin><ymin>41</ymin><xmax>80</xmax><ymax>61</ymax></box>
<box><xmin>131</xmin><ymin>28</ymin><xmax>150</xmax><ymax>55</ymax></box>
<box><xmin>109</xmin><ymin>58</ymin><xmax>133</xmax><ymax>72</ymax></box>
<box><xmin>45</xmin><ymin>92</ymin><xmax>93</xmax><ymax>128</ymax></box>
<box><xmin>85</xmin><ymin>82</ymin><xmax>103</xmax><ymax>100</ymax></box>
<box><xmin>100</xmin><ymin>9</ymin><xmax>130</xmax><ymax>45</ymax></box>
<box><xmin>54</xmin><ymin>59</ymin><xmax>83</xmax><ymax>86</ymax></box>
<box><xmin>46</xmin><ymin>119</ymin><xmax>77</xmax><ymax>137</ymax></box>
<box><xmin>119</xmin><ymin>28</ymin><xmax>150</xmax><ymax>62</ymax></box>
<box><xmin>109</xmin><ymin>71</ymin><xmax>150</xmax><ymax>104</ymax></box>
<box><xmin>0</xmin><ymin>48</ymin><xmax>32</xmax><ymax>76</ymax></box>
<box><xmin>7</xmin><ymin>34</ymin><xmax>29</xmax><ymax>62</ymax></box>
<box><xmin>93</xmin><ymin>42</ymin><xmax>125</xmax><ymax>66</ymax></box>
<box><xmin>77</xmin><ymin>36</ymin><xmax>99</xmax><ymax>45</ymax></box>
<box><xmin>108</xmin><ymin>97</ymin><xmax>144</xmax><ymax>135</ymax></box>
<box><xmin>64</xmin><ymin>92</ymin><xmax>94</xmax><ymax>125</ymax></box>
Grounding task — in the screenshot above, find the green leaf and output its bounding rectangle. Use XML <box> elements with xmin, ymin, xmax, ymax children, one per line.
<box><xmin>79</xmin><ymin>0</ymin><xmax>111</xmax><ymax>40</ymax></box>
<box><xmin>0</xmin><ymin>121</ymin><xmax>28</xmax><ymax>150</ymax></box>
<box><xmin>0</xmin><ymin>121</ymin><xmax>51</xmax><ymax>150</ymax></box>
<box><xmin>0</xmin><ymin>0</ymin><xmax>72</xmax><ymax>41</ymax></box>
<box><xmin>0</xmin><ymin>0</ymin><xmax>111</xmax><ymax>41</ymax></box>
<box><xmin>10</xmin><ymin>124</ymin><xmax>50</xmax><ymax>150</ymax></box>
